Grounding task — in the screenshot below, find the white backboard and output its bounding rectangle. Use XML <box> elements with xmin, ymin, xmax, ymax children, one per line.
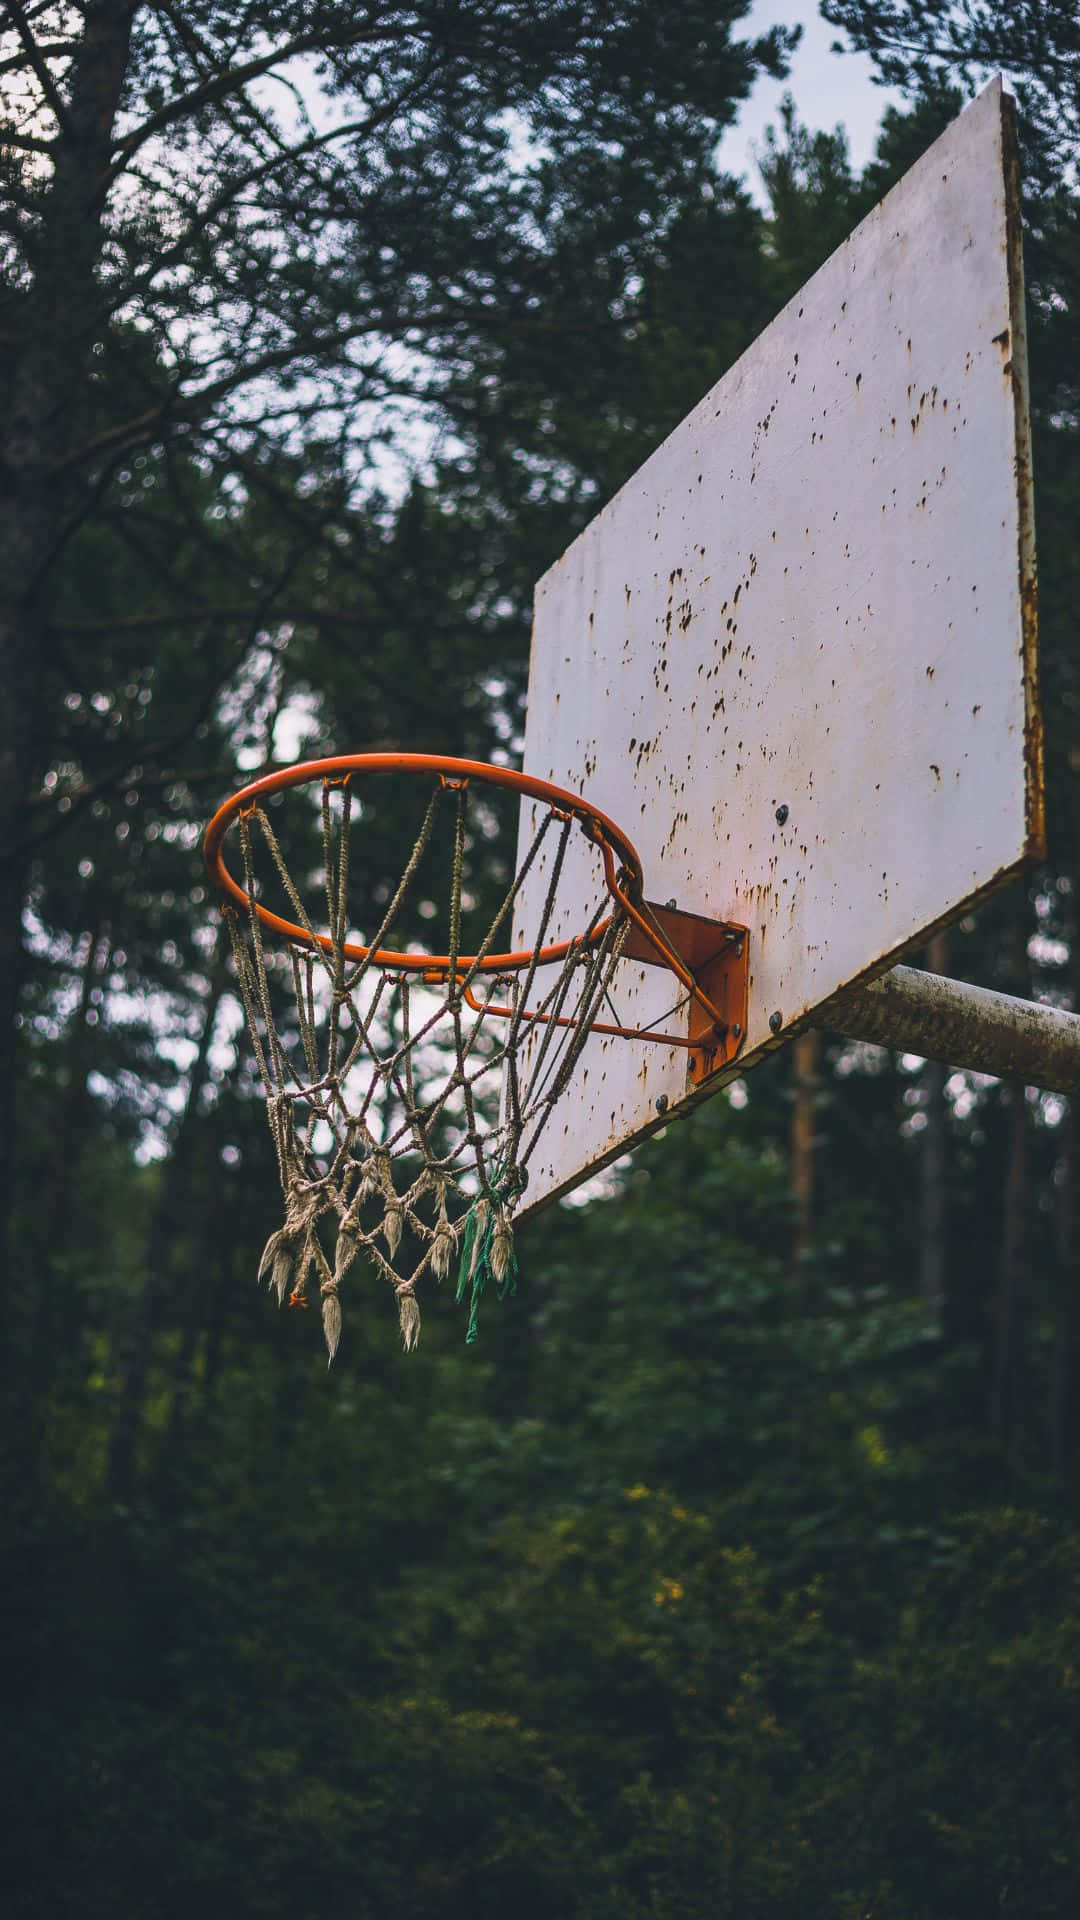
<box><xmin>514</xmin><ymin>79</ymin><xmax>1042</xmax><ymax>1215</ymax></box>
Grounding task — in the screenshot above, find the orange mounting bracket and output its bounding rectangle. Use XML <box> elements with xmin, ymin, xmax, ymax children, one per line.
<box><xmin>622</xmin><ymin>901</ymin><xmax>749</xmax><ymax>1085</ymax></box>
<box><xmin>463</xmin><ymin>899</ymin><xmax>748</xmax><ymax>1085</ymax></box>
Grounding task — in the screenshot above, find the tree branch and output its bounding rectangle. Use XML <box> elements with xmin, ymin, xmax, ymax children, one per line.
<box><xmin>0</xmin><ymin>39</ymin><xmax>78</xmax><ymax>77</ymax></box>
<box><xmin>0</xmin><ymin>124</ymin><xmax>56</xmax><ymax>152</ymax></box>
<box><xmin>51</xmin><ymin>319</ymin><xmax>397</xmax><ymax>474</ymax></box>
<box><xmin>92</xmin><ymin>55</ymin><xmax>447</xmax><ymax>332</ymax></box>
<box><xmin>103</xmin><ymin>19</ymin><xmax>387</xmax><ymax>180</ymax></box>
<box><xmin>3</xmin><ymin>0</ymin><xmax>73</xmax><ymax>137</ymax></box>
<box><xmin>47</xmin><ymin>396</ymin><xmax>182</xmax><ymax>474</ymax></box>
<box><xmin>48</xmin><ymin>602</ymin><xmax>382</xmax><ymax>636</ymax></box>
<box><xmin>19</xmin><ymin>647</ymin><xmax>260</xmax><ymax>858</ymax></box>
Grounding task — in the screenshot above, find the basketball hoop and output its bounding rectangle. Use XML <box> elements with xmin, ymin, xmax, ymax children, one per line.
<box><xmin>203</xmin><ymin>754</ymin><xmax>747</xmax><ymax>1359</ymax></box>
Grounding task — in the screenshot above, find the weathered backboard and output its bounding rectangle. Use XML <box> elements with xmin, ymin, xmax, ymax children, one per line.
<box><xmin>514</xmin><ymin>78</ymin><xmax>1042</xmax><ymax>1215</ymax></box>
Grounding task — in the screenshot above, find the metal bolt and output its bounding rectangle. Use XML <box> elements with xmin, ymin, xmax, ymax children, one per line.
<box><xmin>665</xmin><ymin>897</ymin><xmax>677</xmax><ymax>910</ymax></box>
<box><xmin>775</xmin><ymin>803</ymin><xmax>789</xmax><ymax>826</ymax></box>
<box><xmin>655</xmin><ymin>1094</ymin><xmax>669</xmax><ymax>1114</ymax></box>
<box><xmin>769</xmin><ymin>1009</ymin><xmax>783</xmax><ymax>1034</ymax></box>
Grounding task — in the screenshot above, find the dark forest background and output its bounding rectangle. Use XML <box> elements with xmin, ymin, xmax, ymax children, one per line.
<box><xmin>3</xmin><ymin>4</ymin><xmax>1080</xmax><ymax>1914</ymax></box>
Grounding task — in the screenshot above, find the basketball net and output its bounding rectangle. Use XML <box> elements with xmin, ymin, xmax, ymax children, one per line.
<box><xmin>224</xmin><ymin>775</ymin><xmax>629</xmax><ymax>1360</ymax></box>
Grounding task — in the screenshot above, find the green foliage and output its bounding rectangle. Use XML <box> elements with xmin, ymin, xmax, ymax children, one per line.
<box><xmin>9</xmin><ymin>1077</ymin><xmax>1080</xmax><ymax>1916</ymax></box>
<box><xmin>821</xmin><ymin>0</ymin><xmax>1080</xmax><ymax>185</ymax></box>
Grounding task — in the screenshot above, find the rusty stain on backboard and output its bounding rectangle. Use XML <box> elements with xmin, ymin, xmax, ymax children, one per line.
<box><xmin>1000</xmin><ymin>85</ymin><xmax>1045</xmax><ymax>865</ymax></box>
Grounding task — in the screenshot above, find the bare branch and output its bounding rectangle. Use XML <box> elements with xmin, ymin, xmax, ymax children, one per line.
<box><xmin>21</xmin><ymin>716</ymin><xmax>233</xmax><ymax>855</ymax></box>
<box><xmin>92</xmin><ymin>56</ymin><xmax>447</xmax><ymax>330</ymax></box>
<box><xmin>51</xmin><ymin>317</ymin><xmax>395</xmax><ymax>474</ymax></box>
<box><xmin>3</xmin><ymin>0</ymin><xmax>73</xmax><ymax>136</ymax></box>
<box><xmin>47</xmin><ymin>396</ymin><xmax>181</xmax><ymax>474</ymax></box>
<box><xmin>49</xmin><ymin>603</ymin><xmax>376</xmax><ymax>636</ymax></box>
<box><xmin>27</xmin><ymin>762</ymin><xmax>239</xmax><ymax>807</ymax></box>
<box><xmin>104</xmin><ymin>20</ymin><xmax>388</xmax><ymax>181</ymax></box>
<box><xmin>0</xmin><ymin>40</ymin><xmax>77</xmax><ymax>77</ymax></box>
<box><xmin>0</xmin><ymin>125</ymin><xmax>55</xmax><ymax>152</ymax></box>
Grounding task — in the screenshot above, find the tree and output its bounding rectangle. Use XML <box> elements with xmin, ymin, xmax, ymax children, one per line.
<box><xmin>0</xmin><ymin>1</ymin><xmax>798</xmax><ymax>1319</ymax></box>
<box><xmin>821</xmin><ymin>0</ymin><xmax>1079</xmax><ymax>183</ymax></box>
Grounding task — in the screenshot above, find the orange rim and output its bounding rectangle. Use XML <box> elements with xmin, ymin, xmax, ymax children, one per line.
<box><xmin>202</xmin><ymin>752</ymin><xmax>646</xmax><ymax>977</ymax></box>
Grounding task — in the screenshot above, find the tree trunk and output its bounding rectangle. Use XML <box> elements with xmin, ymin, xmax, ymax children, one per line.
<box><xmin>0</xmin><ymin>3</ymin><xmax>138</xmax><ymax>1356</ymax></box>
<box><xmin>30</xmin><ymin>920</ymin><xmax>112</xmax><ymax>1403</ymax></box>
<box><xmin>106</xmin><ymin>933</ymin><xmax>229</xmax><ymax>1500</ymax></box>
<box><xmin>920</xmin><ymin>931</ymin><xmax>950</xmax><ymax>1444</ymax></box>
<box><xmin>55</xmin><ymin>922</ymin><xmax>113</xmax><ymax>1184</ymax></box>
<box><xmin>1051</xmin><ymin>1098</ymin><xmax>1074</xmax><ymax>1477</ymax></box>
<box><xmin>7</xmin><ymin>914</ymin><xmax>113</xmax><ymax>1502</ymax></box>
<box><xmin>989</xmin><ymin>921</ymin><xmax>1036</xmax><ymax>1471</ymax></box>
<box><xmin>920</xmin><ymin>932</ymin><xmax>950</xmax><ymax>1323</ymax></box>
<box><xmin>1050</xmin><ymin>889</ymin><xmax>1080</xmax><ymax>1476</ymax></box>
<box><xmin>990</xmin><ymin>1086</ymin><xmax>1031</xmax><ymax>1470</ymax></box>
<box><xmin>791</xmin><ymin>1029</ymin><xmax>821</xmax><ymax>1306</ymax></box>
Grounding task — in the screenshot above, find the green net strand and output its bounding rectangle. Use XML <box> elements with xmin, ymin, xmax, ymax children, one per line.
<box><xmin>455</xmin><ymin>1164</ymin><xmax>524</xmax><ymax>1345</ymax></box>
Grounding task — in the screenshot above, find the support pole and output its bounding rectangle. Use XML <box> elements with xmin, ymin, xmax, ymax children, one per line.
<box><xmin>827</xmin><ymin>966</ymin><xmax>1080</xmax><ymax>1094</ymax></box>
